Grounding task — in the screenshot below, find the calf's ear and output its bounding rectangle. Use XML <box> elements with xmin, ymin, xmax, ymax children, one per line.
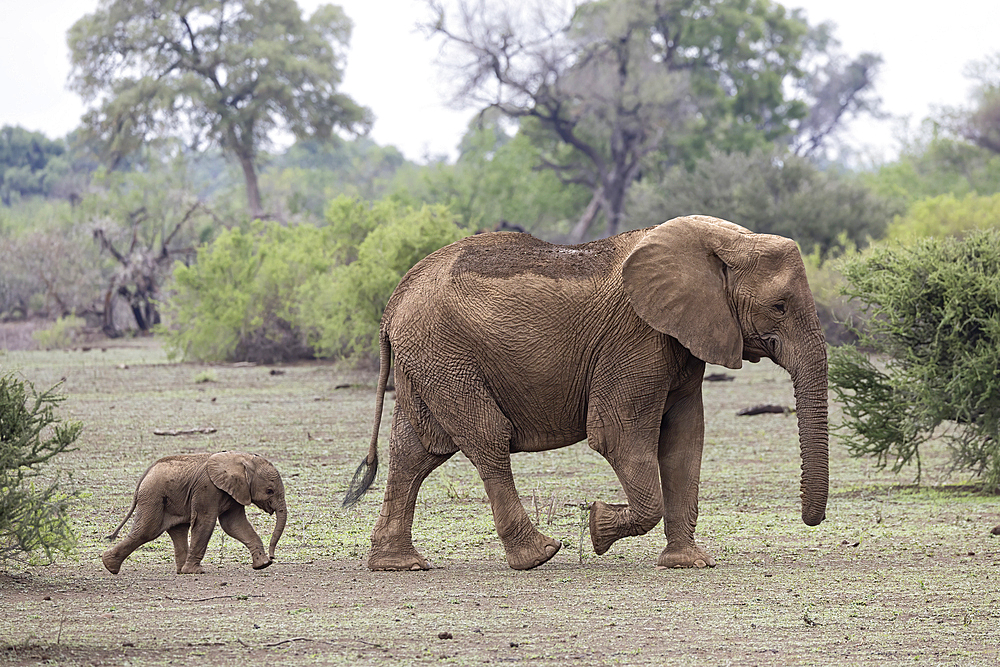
<box><xmin>207</xmin><ymin>451</ymin><xmax>252</xmax><ymax>505</ymax></box>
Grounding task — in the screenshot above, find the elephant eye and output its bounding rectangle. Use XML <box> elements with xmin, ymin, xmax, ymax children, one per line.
<box><xmin>773</xmin><ymin>301</ymin><xmax>786</xmax><ymax>315</ymax></box>
<box><xmin>266</xmin><ymin>488</ymin><xmax>274</xmax><ymax>495</ymax></box>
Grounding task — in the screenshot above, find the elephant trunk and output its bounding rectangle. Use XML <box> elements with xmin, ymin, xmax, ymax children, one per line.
<box><xmin>269</xmin><ymin>503</ymin><xmax>286</xmax><ymax>559</ymax></box>
<box><xmin>789</xmin><ymin>347</ymin><xmax>829</xmax><ymax>527</ymax></box>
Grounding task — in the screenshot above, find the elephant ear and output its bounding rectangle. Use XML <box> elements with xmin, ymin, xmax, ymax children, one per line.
<box><xmin>622</xmin><ymin>215</ymin><xmax>749</xmax><ymax>370</ymax></box>
<box><xmin>207</xmin><ymin>452</ymin><xmax>252</xmax><ymax>506</ymax></box>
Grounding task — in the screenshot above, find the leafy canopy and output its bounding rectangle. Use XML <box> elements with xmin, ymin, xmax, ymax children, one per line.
<box><xmin>67</xmin><ymin>0</ymin><xmax>372</xmax><ymax>218</ymax></box>
<box><xmin>163</xmin><ymin>198</ymin><xmax>467</xmax><ymax>363</ymax></box>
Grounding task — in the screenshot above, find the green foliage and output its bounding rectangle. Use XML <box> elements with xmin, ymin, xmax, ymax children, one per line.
<box><xmin>0</xmin><ymin>126</ymin><xmax>69</xmax><ymax>205</ymax></box>
<box><xmin>163</xmin><ymin>199</ymin><xmax>467</xmax><ymax>363</ymax></box>
<box><xmin>300</xmin><ymin>201</ymin><xmax>468</xmax><ymax>360</ymax></box>
<box><xmin>413</xmin><ymin>118</ymin><xmax>590</xmax><ymax>237</ymax></box>
<box><xmin>631</xmin><ymin>148</ymin><xmax>898</xmax><ymax>257</ymax></box>
<box><xmin>0</xmin><ymin>374</ymin><xmax>82</xmax><ymax>565</ymax></box>
<box><xmin>829</xmin><ymin>230</ymin><xmax>1000</xmax><ymax>488</ymax></box>
<box><xmin>32</xmin><ymin>316</ymin><xmax>87</xmax><ymax>350</ymax></box>
<box><xmin>67</xmin><ymin>0</ymin><xmax>372</xmax><ymax>217</ymax></box>
<box><xmin>863</xmin><ymin>132</ymin><xmax>1000</xmax><ymax>206</ymax></box>
<box><xmin>163</xmin><ymin>220</ymin><xmax>335</xmax><ymax>363</ymax></box>
<box><xmin>263</xmin><ymin>138</ymin><xmax>412</xmax><ymax>218</ymax></box>
<box><xmin>885</xmin><ymin>192</ymin><xmax>1000</xmax><ymax>241</ymax></box>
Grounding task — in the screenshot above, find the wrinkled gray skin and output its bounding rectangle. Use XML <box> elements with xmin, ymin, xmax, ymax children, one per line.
<box><xmin>345</xmin><ymin>215</ymin><xmax>828</xmax><ymax>571</ymax></box>
<box><xmin>103</xmin><ymin>451</ymin><xmax>287</xmax><ymax>574</ymax></box>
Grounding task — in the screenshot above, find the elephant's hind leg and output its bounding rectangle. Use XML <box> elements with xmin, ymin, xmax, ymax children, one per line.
<box><xmin>368</xmin><ymin>411</ymin><xmax>452</xmax><ymax>571</ymax></box>
<box><xmin>102</xmin><ymin>508</ymin><xmax>164</xmax><ymax>574</ymax></box>
<box><xmin>431</xmin><ymin>385</ymin><xmax>561</xmax><ymax>570</ymax></box>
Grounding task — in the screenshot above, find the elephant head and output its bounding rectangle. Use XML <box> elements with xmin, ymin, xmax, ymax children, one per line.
<box><xmin>207</xmin><ymin>451</ymin><xmax>288</xmax><ymax>557</ymax></box>
<box><xmin>622</xmin><ymin>215</ymin><xmax>828</xmax><ymax>526</ymax></box>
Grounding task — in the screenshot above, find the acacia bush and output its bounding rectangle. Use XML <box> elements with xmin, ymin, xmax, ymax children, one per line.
<box><xmin>162</xmin><ymin>198</ymin><xmax>466</xmax><ymax>363</ymax></box>
<box><xmin>829</xmin><ymin>230</ymin><xmax>1000</xmax><ymax>488</ymax></box>
<box><xmin>0</xmin><ymin>374</ymin><xmax>82</xmax><ymax>565</ymax></box>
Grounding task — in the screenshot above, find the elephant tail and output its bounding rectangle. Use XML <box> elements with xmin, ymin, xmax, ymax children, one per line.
<box><xmin>342</xmin><ymin>330</ymin><xmax>389</xmax><ymax>507</ymax></box>
<box><xmin>105</xmin><ymin>461</ymin><xmax>156</xmax><ymax>540</ymax></box>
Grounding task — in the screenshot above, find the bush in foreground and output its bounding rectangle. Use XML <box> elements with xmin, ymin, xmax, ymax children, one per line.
<box><xmin>829</xmin><ymin>230</ymin><xmax>1000</xmax><ymax>488</ymax></box>
<box><xmin>0</xmin><ymin>374</ymin><xmax>82</xmax><ymax>565</ymax></box>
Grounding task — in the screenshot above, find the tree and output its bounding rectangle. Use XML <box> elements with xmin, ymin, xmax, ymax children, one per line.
<box><xmin>0</xmin><ymin>126</ymin><xmax>69</xmax><ymax>205</ymax></box>
<box><xmin>629</xmin><ymin>148</ymin><xmax>897</xmax><ymax>256</ymax></box>
<box><xmin>428</xmin><ymin>0</ymin><xmax>879</xmax><ymax>241</ymax></box>
<box><xmin>829</xmin><ymin>231</ymin><xmax>1000</xmax><ymax>489</ymax></box>
<box><xmin>67</xmin><ymin>0</ymin><xmax>373</xmax><ymax>219</ymax></box>
<box><xmin>957</xmin><ymin>53</ymin><xmax>1000</xmax><ymax>155</ymax></box>
<box><xmin>0</xmin><ymin>374</ymin><xmax>82</xmax><ymax>566</ymax></box>
<box><xmin>789</xmin><ymin>23</ymin><xmax>884</xmax><ymax>160</ymax></box>
<box><xmin>414</xmin><ymin>113</ymin><xmax>591</xmax><ymax>236</ymax></box>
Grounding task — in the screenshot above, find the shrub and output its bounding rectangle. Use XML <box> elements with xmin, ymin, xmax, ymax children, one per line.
<box><xmin>163</xmin><ymin>220</ymin><xmax>334</xmax><ymax>363</ymax></box>
<box><xmin>829</xmin><ymin>230</ymin><xmax>1000</xmax><ymax>488</ymax></box>
<box><xmin>0</xmin><ymin>374</ymin><xmax>82</xmax><ymax>565</ymax></box>
<box><xmin>162</xmin><ymin>198</ymin><xmax>467</xmax><ymax>363</ymax></box>
<box><xmin>32</xmin><ymin>315</ymin><xmax>86</xmax><ymax>350</ymax></box>
<box><xmin>300</xmin><ymin>202</ymin><xmax>467</xmax><ymax>360</ymax></box>
<box><xmin>886</xmin><ymin>192</ymin><xmax>1000</xmax><ymax>241</ymax></box>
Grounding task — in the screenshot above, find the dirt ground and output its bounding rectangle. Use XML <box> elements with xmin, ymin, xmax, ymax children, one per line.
<box><xmin>1</xmin><ymin>339</ymin><xmax>998</xmax><ymax>666</ymax></box>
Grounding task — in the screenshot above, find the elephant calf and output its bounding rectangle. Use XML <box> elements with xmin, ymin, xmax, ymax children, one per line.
<box><xmin>103</xmin><ymin>451</ymin><xmax>287</xmax><ymax>575</ymax></box>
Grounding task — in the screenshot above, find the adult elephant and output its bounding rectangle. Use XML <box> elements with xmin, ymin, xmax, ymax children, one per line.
<box><xmin>344</xmin><ymin>215</ymin><xmax>828</xmax><ymax>571</ymax></box>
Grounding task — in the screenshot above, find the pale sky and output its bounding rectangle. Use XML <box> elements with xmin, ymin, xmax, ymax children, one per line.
<box><xmin>1</xmin><ymin>0</ymin><xmax>998</xmax><ymax>164</ymax></box>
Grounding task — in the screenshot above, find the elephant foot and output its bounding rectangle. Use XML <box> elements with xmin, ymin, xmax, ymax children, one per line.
<box><xmin>655</xmin><ymin>544</ymin><xmax>716</xmax><ymax>569</ymax></box>
<box><xmin>101</xmin><ymin>551</ymin><xmax>122</xmax><ymax>575</ymax></box>
<box><xmin>180</xmin><ymin>562</ymin><xmax>206</xmax><ymax>574</ymax></box>
<box><xmin>251</xmin><ymin>551</ymin><xmax>272</xmax><ymax>570</ymax></box>
<box><xmin>368</xmin><ymin>542</ymin><xmax>433</xmax><ymax>571</ymax></box>
<box><xmin>504</xmin><ymin>526</ymin><xmax>562</xmax><ymax>570</ymax></box>
<box><xmin>589</xmin><ymin>501</ymin><xmax>629</xmax><ymax>555</ymax></box>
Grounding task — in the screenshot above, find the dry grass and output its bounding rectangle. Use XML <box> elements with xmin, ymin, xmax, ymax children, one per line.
<box><xmin>0</xmin><ymin>340</ymin><xmax>998</xmax><ymax>666</ymax></box>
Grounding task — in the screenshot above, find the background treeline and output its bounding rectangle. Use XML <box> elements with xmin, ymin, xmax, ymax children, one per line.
<box><xmin>2</xmin><ymin>0</ymin><xmax>999</xmax><ymax>365</ymax></box>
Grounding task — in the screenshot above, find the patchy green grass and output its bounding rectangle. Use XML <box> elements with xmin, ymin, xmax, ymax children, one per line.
<box><xmin>0</xmin><ymin>341</ymin><xmax>998</xmax><ymax>666</ymax></box>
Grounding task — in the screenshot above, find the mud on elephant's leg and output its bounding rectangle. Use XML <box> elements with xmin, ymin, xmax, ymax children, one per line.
<box><xmin>368</xmin><ymin>413</ymin><xmax>453</xmax><ymax>571</ymax></box>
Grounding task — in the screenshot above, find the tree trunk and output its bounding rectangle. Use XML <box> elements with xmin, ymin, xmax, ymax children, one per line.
<box><xmin>236</xmin><ymin>150</ymin><xmax>264</xmax><ymax>221</ymax></box>
<box><xmin>568</xmin><ymin>188</ymin><xmax>604</xmax><ymax>244</ymax></box>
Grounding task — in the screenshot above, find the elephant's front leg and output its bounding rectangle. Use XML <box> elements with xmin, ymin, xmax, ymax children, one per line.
<box><xmin>656</xmin><ymin>389</ymin><xmax>715</xmax><ymax>569</ymax></box>
<box><xmin>218</xmin><ymin>506</ymin><xmax>270</xmax><ymax>570</ymax></box>
<box><xmin>587</xmin><ymin>423</ymin><xmax>665</xmax><ymax>556</ymax></box>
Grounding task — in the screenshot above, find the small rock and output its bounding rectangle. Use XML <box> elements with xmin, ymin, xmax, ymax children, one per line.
<box><xmin>438</xmin><ymin>632</ymin><xmax>453</xmax><ymax>640</ymax></box>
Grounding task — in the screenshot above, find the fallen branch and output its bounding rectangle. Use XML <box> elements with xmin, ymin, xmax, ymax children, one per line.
<box><xmin>153</xmin><ymin>427</ymin><xmax>218</xmax><ymax>436</ymax></box>
<box><xmin>737</xmin><ymin>405</ymin><xmax>791</xmax><ymax>416</ymax></box>
<box><xmin>165</xmin><ymin>593</ymin><xmax>264</xmax><ymax>602</ymax></box>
